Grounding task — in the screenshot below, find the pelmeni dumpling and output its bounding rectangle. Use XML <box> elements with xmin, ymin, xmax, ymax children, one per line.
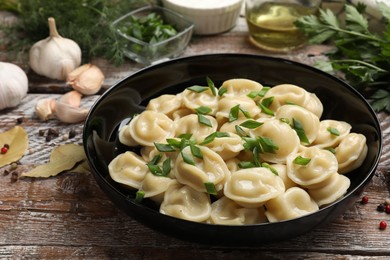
<box><xmin>209</xmin><ymin>196</ymin><xmax>268</xmax><ymax>225</ymax></box>
<box><xmin>312</xmin><ymin>120</ymin><xmax>352</xmax><ymax>148</ymax></box>
<box><xmin>174</xmin><ymin>114</ymin><xmax>218</xmax><ymax>141</ymax></box>
<box><xmin>275</xmin><ymin>105</ymin><xmax>320</xmax><ymax>145</ymax></box>
<box><xmin>265</xmin><ymin>187</ymin><xmax>319</xmax><ymax>222</ymax></box>
<box><xmin>219</xmin><ymin>117</ymin><xmax>251</xmax><ymax>134</ymax></box>
<box><xmin>336</xmin><ymin>133</ymin><xmax>368</xmax><ymax>174</ymax></box>
<box><xmin>287</xmin><ymin>146</ymin><xmax>338</xmax><ymax>187</ymax></box>
<box><xmin>224</xmin><ymin>167</ymin><xmax>285</xmax><ymax>208</ymax></box>
<box><xmin>182</xmin><ymin>88</ymin><xmax>219</xmax><ymax>115</ymax></box>
<box><xmin>108</xmin><ymin>151</ymin><xmax>149</xmax><ymax>190</ymax></box>
<box><xmin>305</xmin><ymin>93</ymin><xmax>323</xmax><ymax>118</ymax></box>
<box><xmin>225</xmin><ymin>158</ymin><xmax>241</xmax><ymax>173</ymax></box>
<box><xmin>171</xmin><ymin>107</ymin><xmax>193</xmax><ymax>121</ymax></box>
<box><xmin>262</xmin><ymin>84</ymin><xmax>310</xmax><ymax>112</ymax></box>
<box><xmin>203</xmin><ymin>132</ymin><xmax>244</xmax><ymax>160</ymax></box>
<box><xmin>220</xmin><ymin>78</ymin><xmax>263</xmax><ymax>98</ymax></box>
<box><xmin>140</xmin><ymin>146</ymin><xmax>178</xmax><ymax>179</ymax></box>
<box><xmin>140</xmin><ymin>173</ymin><xmax>177</xmax><ymax>203</ymax></box>
<box><xmin>174</xmin><ymin>146</ymin><xmax>231</xmax><ymax>193</ymax></box>
<box><xmin>160</xmin><ymin>183</ymin><xmax>211</xmax><ymax>222</ymax></box>
<box><xmin>146</xmin><ymin>94</ymin><xmax>183</xmax><ymax>119</ymax></box>
<box><xmin>249</xmin><ymin>118</ymin><xmax>300</xmax><ymax>164</ymax></box>
<box><xmin>121</xmin><ymin>111</ymin><xmax>175</xmax><ymax>147</ymax></box>
<box><xmin>216</xmin><ymin>96</ymin><xmax>261</xmax><ymax>125</ymax></box>
<box><xmin>307</xmin><ymin>172</ymin><xmax>350</xmax><ymax>207</ymax></box>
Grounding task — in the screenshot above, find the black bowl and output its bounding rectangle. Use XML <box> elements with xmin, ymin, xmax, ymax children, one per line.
<box><xmin>83</xmin><ymin>54</ymin><xmax>382</xmax><ymax>245</ymax></box>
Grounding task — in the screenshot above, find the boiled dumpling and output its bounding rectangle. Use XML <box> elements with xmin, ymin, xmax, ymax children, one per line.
<box><xmin>209</xmin><ymin>196</ymin><xmax>268</xmax><ymax>225</ymax></box>
<box><xmin>174</xmin><ymin>114</ymin><xmax>218</xmax><ymax>142</ymax></box>
<box><xmin>312</xmin><ymin>120</ymin><xmax>351</xmax><ymax>148</ymax></box>
<box><xmin>202</xmin><ymin>132</ymin><xmax>244</xmax><ymax>160</ymax></box>
<box><xmin>336</xmin><ymin>133</ymin><xmax>368</xmax><ymax>174</ymax></box>
<box><xmin>160</xmin><ymin>183</ymin><xmax>211</xmax><ymax>222</ymax></box>
<box><xmin>220</xmin><ymin>78</ymin><xmax>263</xmax><ymax>98</ymax></box>
<box><xmin>224</xmin><ymin>167</ymin><xmax>285</xmax><ymax>208</ymax></box>
<box><xmin>140</xmin><ymin>173</ymin><xmax>177</xmax><ymax>203</ymax></box>
<box><xmin>182</xmin><ymin>88</ymin><xmax>219</xmax><ymax>115</ymax></box>
<box><xmin>265</xmin><ymin>187</ymin><xmax>319</xmax><ymax>222</ymax></box>
<box><xmin>146</xmin><ymin>94</ymin><xmax>183</xmax><ymax>119</ymax></box>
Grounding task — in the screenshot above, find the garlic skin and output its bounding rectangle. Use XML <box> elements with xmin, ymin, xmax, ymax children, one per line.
<box><xmin>58</xmin><ymin>90</ymin><xmax>82</xmax><ymax>107</ymax></box>
<box><xmin>29</xmin><ymin>17</ymin><xmax>81</xmax><ymax>80</ymax></box>
<box><xmin>0</xmin><ymin>62</ymin><xmax>28</xmax><ymax>111</ymax></box>
<box><xmin>67</xmin><ymin>64</ymin><xmax>104</xmax><ymax>95</ymax></box>
<box><xmin>54</xmin><ymin>100</ymin><xmax>89</xmax><ymax>123</ymax></box>
<box><xmin>35</xmin><ymin>98</ymin><xmax>55</xmax><ymax>121</ymax></box>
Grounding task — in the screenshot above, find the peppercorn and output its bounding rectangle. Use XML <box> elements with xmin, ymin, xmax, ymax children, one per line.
<box><xmin>1</xmin><ymin>146</ymin><xmax>8</xmax><ymax>154</ymax></box>
<box><xmin>3</xmin><ymin>144</ymin><xmax>9</xmax><ymax>149</ymax></box>
<box><xmin>16</xmin><ymin>117</ymin><xmax>24</xmax><ymax>124</ymax></box>
<box><xmin>45</xmin><ymin>135</ymin><xmax>52</xmax><ymax>142</ymax></box>
<box><xmin>385</xmin><ymin>205</ymin><xmax>390</xmax><ymax>214</ymax></box>
<box><xmin>48</xmin><ymin>128</ymin><xmax>59</xmax><ymax>137</ymax></box>
<box><xmin>379</xmin><ymin>221</ymin><xmax>387</xmax><ymax>230</ymax></box>
<box><xmin>3</xmin><ymin>169</ymin><xmax>9</xmax><ymax>176</ymax></box>
<box><xmin>361</xmin><ymin>196</ymin><xmax>369</xmax><ymax>204</ymax></box>
<box><xmin>69</xmin><ymin>129</ymin><xmax>76</xmax><ymax>139</ymax></box>
<box><xmin>10</xmin><ymin>172</ymin><xmax>18</xmax><ymax>183</ymax></box>
<box><xmin>377</xmin><ymin>203</ymin><xmax>386</xmax><ymax>212</ymax></box>
<box><xmin>38</xmin><ymin>129</ymin><xmax>45</xmax><ymax>136</ymax></box>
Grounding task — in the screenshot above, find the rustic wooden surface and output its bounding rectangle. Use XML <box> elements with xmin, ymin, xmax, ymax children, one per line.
<box><xmin>1</xmin><ymin>7</ymin><xmax>390</xmax><ymax>259</ymax></box>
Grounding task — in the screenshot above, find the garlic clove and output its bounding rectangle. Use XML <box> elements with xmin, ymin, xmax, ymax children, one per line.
<box><xmin>58</xmin><ymin>90</ymin><xmax>82</xmax><ymax>108</ymax></box>
<box><xmin>35</xmin><ymin>98</ymin><xmax>56</xmax><ymax>121</ymax></box>
<box><xmin>67</xmin><ymin>63</ymin><xmax>104</xmax><ymax>95</ymax></box>
<box><xmin>29</xmin><ymin>17</ymin><xmax>81</xmax><ymax>80</ymax></box>
<box><xmin>54</xmin><ymin>100</ymin><xmax>89</xmax><ymax>123</ymax></box>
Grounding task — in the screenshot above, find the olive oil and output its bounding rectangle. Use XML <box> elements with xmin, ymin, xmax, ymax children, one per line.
<box><xmin>246</xmin><ymin>2</ymin><xmax>319</xmax><ymax>52</ymax></box>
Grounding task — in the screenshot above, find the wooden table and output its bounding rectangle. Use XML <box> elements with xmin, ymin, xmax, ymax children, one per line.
<box><xmin>1</xmin><ymin>8</ymin><xmax>389</xmax><ymax>259</ymax></box>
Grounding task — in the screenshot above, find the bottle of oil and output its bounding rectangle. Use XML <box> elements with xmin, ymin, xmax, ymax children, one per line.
<box><xmin>246</xmin><ymin>1</ymin><xmax>321</xmax><ymax>52</ymax></box>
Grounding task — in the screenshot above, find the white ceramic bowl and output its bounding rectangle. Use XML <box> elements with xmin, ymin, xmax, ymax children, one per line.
<box><xmin>161</xmin><ymin>0</ymin><xmax>244</xmax><ymax>35</ymax></box>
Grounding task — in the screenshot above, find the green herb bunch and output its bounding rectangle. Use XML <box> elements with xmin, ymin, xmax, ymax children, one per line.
<box><xmin>1</xmin><ymin>0</ymin><xmax>149</xmax><ymax>65</ymax></box>
<box><xmin>295</xmin><ymin>3</ymin><xmax>390</xmax><ymax>113</ymax></box>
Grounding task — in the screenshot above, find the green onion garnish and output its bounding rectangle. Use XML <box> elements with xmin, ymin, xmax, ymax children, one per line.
<box><xmin>204</xmin><ymin>182</ymin><xmax>218</xmax><ymax>195</ymax></box>
<box><xmin>187</xmin><ymin>85</ymin><xmax>209</xmax><ymax>93</ymax></box>
<box><xmin>195</xmin><ymin>106</ymin><xmax>212</xmax><ymax>115</ymax></box>
<box><xmin>292</xmin><ymin>118</ymin><xmax>310</xmax><ymax>144</ymax></box>
<box><xmin>200</xmin><ymin>132</ymin><xmax>230</xmax><ymax>145</ymax></box>
<box><xmin>198</xmin><ymin>113</ymin><xmax>213</xmax><ymax>127</ymax></box>
<box><xmin>218</xmin><ymin>86</ymin><xmax>227</xmax><ymax>96</ymax></box>
<box><xmin>135</xmin><ymin>190</ymin><xmax>145</xmax><ymax>202</ymax></box>
<box><xmin>229</xmin><ymin>104</ymin><xmax>240</xmax><ymax>122</ymax></box>
<box><xmin>293</xmin><ymin>155</ymin><xmax>311</xmax><ymax>165</ymax></box>
<box><xmin>154</xmin><ymin>142</ymin><xmax>176</xmax><ymax>152</ymax></box>
<box><xmin>181</xmin><ymin>150</ymin><xmax>195</xmax><ymax>165</ymax></box>
<box><xmin>327</xmin><ymin>127</ymin><xmax>340</xmax><ymax>136</ymax></box>
<box><xmin>206</xmin><ymin>77</ymin><xmax>217</xmax><ymax>96</ymax></box>
<box><xmin>240</xmin><ymin>120</ymin><xmax>263</xmax><ymax>129</ymax></box>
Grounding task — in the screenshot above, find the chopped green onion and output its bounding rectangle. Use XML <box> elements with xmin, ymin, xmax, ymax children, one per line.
<box><xmin>258</xmin><ymin>87</ymin><xmax>271</xmax><ymax>97</ymax></box>
<box><xmin>147</xmin><ymin>163</ymin><xmax>162</xmax><ymax>175</ymax></box>
<box><xmin>149</xmin><ymin>154</ymin><xmax>162</xmax><ymax>165</ymax></box>
<box><xmin>178</xmin><ymin>133</ymin><xmax>193</xmax><ymax>140</ymax></box>
<box><xmin>261</xmin><ymin>96</ymin><xmax>274</xmax><ymax>108</ymax></box>
<box><xmin>190</xmin><ymin>143</ymin><xmax>203</xmax><ymax>159</ymax></box>
<box><xmin>261</xmin><ymin>162</ymin><xmax>278</xmax><ymax>176</ymax></box>
<box><xmin>292</xmin><ymin>118</ymin><xmax>310</xmax><ymax>144</ymax></box>
<box><xmin>229</xmin><ymin>104</ymin><xmax>240</xmax><ymax>122</ymax></box>
<box><xmin>253</xmin><ymin>146</ymin><xmax>261</xmax><ymax>167</ymax></box>
<box><xmin>258</xmin><ymin>136</ymin><xmax>279</xmax><ymax>153</ymax></box>
<box><xmin>204</xmin><ymin>182</ymin><xmax>218</xmax><ymax>196</ymax></box>
<box><xmin>239</xmin><ymin>107</ymin><xmax>252</xmax><ymax>118</ymax></box>
<box><xmin>293</xmin><ymin>155</ymin><xmax>311</xmax><ymax>165</ymax></box>
<box><xmin>195</xmin><ymin>106</ymin><xmax>212</xmax><ymax>115</ymax></box>
<box><xmin>238</xmin><ymin>161</ymin><xmax>257</xmax><ymax>169</ymax></box>
<box><xmin>154</xmin><ymin>142</ymin><xmax>176</xmax><ymax>152</ymax></box>
<box><xmin>218</xmin><ymin>86</ymin><xmax>227</xmax><ymax>96</ymax></box>
<box><xmin>240</xmin><ymin>120</ymin><xmax>263</xmax><ymax>129</ymax></box>
<box><xmin>327</xmin><ymin>127</ymin><xmax>340</xmax><ymax>136</ymax></box>
<box><xmin>135</xmin><ymin>190</ymin><xmax>145</xmax><ymax>202</ymax></box>
<box><xmin>162</xmin><ymin>158</ymin><xmax>171</xmax><ymax>176</ymax></box>
<box><xmin>200</xmin><ymin>132</ymin><xmax>230</xmax><ymax>145</ymax></box>
<box><xmin>279</xmin><ymin>118</ymin><xmax>290</xmax><ymax>124</ymax></box>
<box><xmin>242</xmin><ymin>137</ymin><xmax>259</xmax><ymax>151</ymax></box>
<box><xmin>198</xmin><ymin>113</ymin><xmax>213</xmax><ymax>127</ymax></box>
<box><xmin>166</xmin><ymin>138</ymin><xmax>182</xmax><ymax>148</ymax></box>
<box><xmin>247</xmin><ymin>91</ymin><xmax>260</xmax><ymax>99</ymax></box>
<box><xmin>325</xmin><ymin>147</ymin><xmax>336</xmax><ymax>154</ymax></box>
<box><xmin>206</xmin><ymin>77</ymin><xmax>217</xmax><ymax>96</ymax></box>
<box><xmin>258</xmin><ymin>103</ymin><xmax>275</xmax><ymax>116</ymax></box>
<box><xmin>235</xmin><ymin>125</ymin><xmax>248</xmax><ymax>137</ymax></box>
<box><xmin>181</xmin><ymin>150</ymin><xmax>195</xmax><ymax>165</ymax></box>
<box><xmin>187</xmin><ymin>85</ymin><xmax>209</xmax><ymax>93</ymax></box>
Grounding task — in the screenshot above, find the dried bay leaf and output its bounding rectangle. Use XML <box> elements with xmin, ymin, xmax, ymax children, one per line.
<box><xmin>21</xmin><ymin>144</ymin><xmax>87</xmax><ymax>178</ymax></box>
<box><xmin>0</xmin><ymin>126</ymin><xmax>29</xmax><ymax>168</ymax></box>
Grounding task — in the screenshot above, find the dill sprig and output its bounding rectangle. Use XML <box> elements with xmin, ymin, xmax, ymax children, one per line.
<box><xmin>1</xmin><ymin>0</ymin><xmax>151</xmax><ymax>65</ymax></box>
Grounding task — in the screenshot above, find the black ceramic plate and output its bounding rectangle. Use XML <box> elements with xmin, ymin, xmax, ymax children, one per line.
<box><xmin>83</xmin><ymin>54</ymin><xmax>382</xmax><ymax>245</ymax></box>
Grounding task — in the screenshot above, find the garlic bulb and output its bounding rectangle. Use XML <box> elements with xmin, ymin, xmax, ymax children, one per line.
<box><xmin>0</xmin><ymin>62</ymin><xmax>28</xmax><ymax>111</ymax></box>
<box><xmin>29</xmin><ymin>17</ymin><xmax>81</xmax><ymax>80</ymax></box>
<box><xmin>67</xmin><ymin>64</ymin><xmax>104</xmax><ymax>95</ymax></box>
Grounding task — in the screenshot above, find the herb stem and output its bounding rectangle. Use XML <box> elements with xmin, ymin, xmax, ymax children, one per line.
<box><xmin>330</xmin><ymin>59</ymin><xmax>388</xmax><ymax>73</ymax></box>
<box><xmin>319</xmin><ymin>25</ymin><xmax>386</xmax><ymax>43</ymax></box>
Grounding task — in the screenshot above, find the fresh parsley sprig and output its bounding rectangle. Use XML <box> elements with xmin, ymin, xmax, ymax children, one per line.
<box><xmin>295</xmin><ymin>4</ymin><xmax>390</xmax><ymax>113</ymax></box>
